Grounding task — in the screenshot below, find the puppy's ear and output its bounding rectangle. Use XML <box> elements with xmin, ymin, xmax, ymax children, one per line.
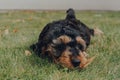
<box><xmin>46</xmin><ymin>44</ymin><xmax>61</xmax><ymax>58</ymax></box>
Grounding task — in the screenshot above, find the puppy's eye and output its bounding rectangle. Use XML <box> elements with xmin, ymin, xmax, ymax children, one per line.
<box><xmin>78</xmin><ymin>44</ymin><xmax>84</xmax><ymax>51</ymax></box>
<box><xmin>67</xmin><ymin>41</ymin><xmax>76</xmax><ymax>47</ymax></box>
<box><xmin>54</xmin><ymin>44</ymin><xmax>66</xmax><ymax>51</ymax></box>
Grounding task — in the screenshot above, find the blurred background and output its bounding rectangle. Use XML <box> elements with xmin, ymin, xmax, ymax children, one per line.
<box><xmin>0</xmin><ymin>0</ymin><xmax>120</xmax><ymax>10</ymax></box>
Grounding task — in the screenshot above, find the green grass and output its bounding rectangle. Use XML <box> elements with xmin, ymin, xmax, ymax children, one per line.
<box><xmin>0</xmin><ymin>10</ymin><xmax>120</xmax><ymax>80</ymax></box>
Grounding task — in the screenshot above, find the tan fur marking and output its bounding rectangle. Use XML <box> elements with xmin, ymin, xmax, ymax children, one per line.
<box><xmin>58</xmin><ymin>48</ymin><xmax>73</xmax><ymax>68</ymax></box>
<box><xmin>45</xmin><ymin>44</ymin><xmax>53</xmax><ymax>52</ymax></box>
<box><xmin>83</xmin><ymin>51</ymin><xmax>89</xmax><ymax>57</ymax></box>
<box><xmin>57</xmin><ymin>35</ymin><xmax>71</xmax><ymax>44</ymax></box>
<box><xmin>83</xmin><ymin>56</ymin><xmax>96</xmax><ymax>68</ymax></box>
<box><xmin>44</xmin><ymin>44</ymin><xmax>59</xmax><ymax>63</ymax></box>
<box><xmin>58</xmin><ymin>56</ymin><xmax>73</xmax><ymax>68</ymax></box>
<box><xmin>76</xmin><ymin>36</ymin><xmax>86</xmax><ymax>50</ymax></box>
<box><xmin>78</xmin><ymin>52</ymin><xmax>88</xmax><ymax>68</ymax></box>
<box><xmin>78</xmin><ymin>52</ymin><xmax>96</xmax><ymax>68</ymax></box>
<box><xmin>45</xmin><ymin>44</ymin><xmax>56</xmax><ymax>57</ymax></box>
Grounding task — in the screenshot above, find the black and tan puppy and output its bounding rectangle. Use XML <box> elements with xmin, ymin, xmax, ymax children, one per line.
<box><xmin>30</xmin><ymin>8</ymin><xmax>103</xmax><ymax>69</ymax></box>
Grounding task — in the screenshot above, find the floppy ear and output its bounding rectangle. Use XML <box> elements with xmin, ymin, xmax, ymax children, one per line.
<box><xmin>45</xmin><ymin>44</ymin><xmax>61</xmax><ymax>58</ymax></box>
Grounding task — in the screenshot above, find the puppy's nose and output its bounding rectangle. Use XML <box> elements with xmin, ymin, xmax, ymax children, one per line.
<box><xmin>72</xmin><ymin>59</ymin><xmax>80</xmax><ymax>67</ymax></box>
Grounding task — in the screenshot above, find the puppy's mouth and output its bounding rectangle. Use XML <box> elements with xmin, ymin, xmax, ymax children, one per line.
<box><xmin>57</xmin><ymin>51</ymin><xmax>96</xmax><ymax>69</ymax></box>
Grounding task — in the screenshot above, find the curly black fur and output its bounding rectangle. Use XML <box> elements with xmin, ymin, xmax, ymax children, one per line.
<box><xmin>30</xmin><ymin>8</ymin><xmax>95</xmax><ymax>57</ymax></box>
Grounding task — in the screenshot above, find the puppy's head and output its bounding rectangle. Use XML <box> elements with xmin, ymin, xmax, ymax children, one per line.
<box><xmin>42</xmin><ymin>35</ymin><xmax>95</xmax><ymax>69</ymax></box>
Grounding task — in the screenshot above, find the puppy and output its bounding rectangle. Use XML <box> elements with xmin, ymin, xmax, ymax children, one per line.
<box><xmin>30</xmin><ymin>8</ymin><xmax>102</xmax><ymax>69</ymax></box>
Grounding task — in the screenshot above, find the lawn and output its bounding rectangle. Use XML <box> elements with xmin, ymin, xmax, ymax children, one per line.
<box><xmin>0</xmin><ymin>10</ymin><xmax>120</xmax><ymax>80</ymax></box>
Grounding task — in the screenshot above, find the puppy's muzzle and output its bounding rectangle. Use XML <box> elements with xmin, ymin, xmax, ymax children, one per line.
<box><xmin>72</xmin><ymin>59</ymin><xmax>80</xmax><ymax>67</ymax></box>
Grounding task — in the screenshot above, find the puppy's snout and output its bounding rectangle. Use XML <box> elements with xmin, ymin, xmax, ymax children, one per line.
<box><xmin>72</xmin><ymin>59</ymin><xmax>80</xmax><ymax>67</ymax></box>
